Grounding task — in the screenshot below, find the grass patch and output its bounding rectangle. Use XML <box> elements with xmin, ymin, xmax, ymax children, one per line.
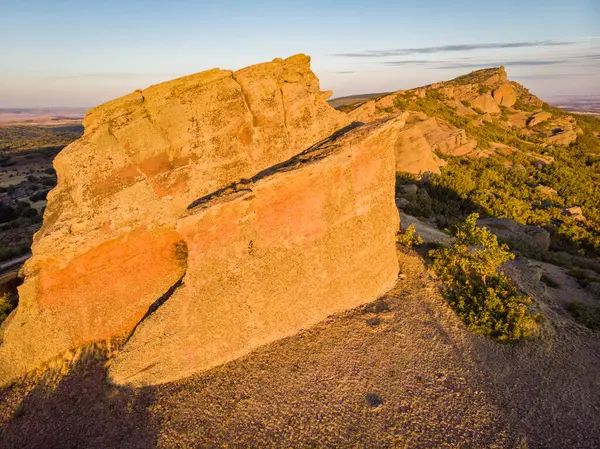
<box><xmin>541</xmin><ymin>274</ymin><xmax>560</xmax><ymax>289</ymax></box>
<box><xmin>567</xmin><ymin>301</ymin><xmax>600</xmax><ymax>331</ymax></box>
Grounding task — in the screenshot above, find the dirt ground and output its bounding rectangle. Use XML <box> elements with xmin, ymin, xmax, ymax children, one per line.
<box><xmin>1</xmin><ymin>250</ymin><xmax>599</xmax><ymax>448</ymax></box>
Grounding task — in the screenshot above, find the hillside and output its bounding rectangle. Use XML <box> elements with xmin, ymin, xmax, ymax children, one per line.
<box><xmin>0</xmin><ymin>59</ymin><xmax>599</xmax><ymax>448</ymax></box>
<box><xmin>348</xmin><ymin>67</ymin><xmax>600</xmax><ymax>269</ymax></box>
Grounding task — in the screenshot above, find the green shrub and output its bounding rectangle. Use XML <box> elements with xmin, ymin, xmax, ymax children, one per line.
<box><xmin>461</xmin><ymin>100</ymin><xmax>471</xmax><ymax>107</ymax></box>
<box><xmin>429</xmin><ymin>213</ymin><xmax>539</xmax><ymax>341</ymax></box>
<box><xmin>397</xmin><ymin>224</ymin><xmax>423</xmax><ymax>248</ymax></box>
<box><xmin>0</xmin><ymin>245</ymin><xmax>30</xmax><ymax>263</ymax></box>
<box><xmin>393</xmin><ymin>95</ymin><xmax>409</xmax><ymax>110</ymax></box>
<box><xmin>0</xmin><ymin>293</ymin><xmax>13</xmax><ymax>324</ymax></box>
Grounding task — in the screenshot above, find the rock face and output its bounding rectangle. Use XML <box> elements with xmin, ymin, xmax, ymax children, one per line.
<box><xmin>0</xmin><ymin>54</ymin><xmax>353</xmax><ymax>384</ymax></box>
<box><xmin>109</xmin><ymin>118</ymin><xmax>402</xmax><ymax>386</ymax></box>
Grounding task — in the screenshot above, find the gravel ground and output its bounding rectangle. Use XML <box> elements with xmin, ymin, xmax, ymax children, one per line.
<box><xmin>1</xmin><ymin>250</ymin><xmax>599</xmax><ymax>448</ymax></box>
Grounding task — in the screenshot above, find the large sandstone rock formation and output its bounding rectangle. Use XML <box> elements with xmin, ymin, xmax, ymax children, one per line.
<box><xmin>109</xmin><ymin>118</ymin><xmax>402</xmax><ymax>386</ymax></box>
<box><xmin>0</xmin><ymin>54</ymin><xmax>354</xmax><ymax>384</ymax></box>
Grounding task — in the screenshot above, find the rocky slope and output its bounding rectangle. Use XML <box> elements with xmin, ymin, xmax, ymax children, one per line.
<box><xmin>339</xmin><ymin>66</ymin><xmax>584</xmax><ymax>175</ymax></box>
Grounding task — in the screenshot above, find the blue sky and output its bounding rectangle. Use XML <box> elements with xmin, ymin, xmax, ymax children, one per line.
<box><xmin>1</xmin><ymin>0</ymin><xmax>598</xmax><ymax>107</ymax></box>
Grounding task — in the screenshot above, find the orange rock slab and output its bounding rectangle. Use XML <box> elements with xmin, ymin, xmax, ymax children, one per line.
<box><xmin>108</xmin><ymin>118</ymin><xmax>403</xmax><ymax>386</ymax></box>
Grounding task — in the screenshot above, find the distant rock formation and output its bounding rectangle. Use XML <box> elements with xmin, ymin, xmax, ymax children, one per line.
<box><xmin>109</xmin><ymin>117</ymin><xmax>402</xmax><ymax>386</ymax></box>
<box><xmin>0</xmin><ymin>55</ymin><xmax>370</xmax><ymax>384</ymax></box>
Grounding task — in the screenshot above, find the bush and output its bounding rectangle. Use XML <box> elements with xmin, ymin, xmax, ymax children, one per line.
<box><xmin>0</xmin><ymin>245</ymin><xmax>29</xmax><ymax>263</ymax></box>
<box><xmin>173</xmin><ymin>240</ymin><xmax>188</xmax><ymax>268</ymax></box>
<box><xmin>0</xmin><ymin>293</ymin><xmax>13</xmax><ymax>324</ymax></box>
<box><xmin>397</xmin><ymin>224</ymin><xmax>423</xmax><ymax>248</ymax></box>
<box><xmin>0</xmin><ymin>204</ymin><xmax>19</xmax><ymax>223</ymax></box>
<box><xmin>429</xmin><ymin>213</ymin><xmax>539</xmax><ymax>341</ymax></box>
<box><xmin>29</xmin><ymin>190</ymin><xmax>49</xmax><ymax>202</ymax></box>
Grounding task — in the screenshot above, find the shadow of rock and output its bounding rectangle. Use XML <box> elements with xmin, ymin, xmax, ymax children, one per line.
<box><xmin>0</xmin><ymin>353</ymin><xmax>157</xmax><ymax>449</ymax></box>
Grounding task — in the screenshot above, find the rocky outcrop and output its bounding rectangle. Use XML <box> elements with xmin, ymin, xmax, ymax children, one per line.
<box><xmin>0</xmin><ymin>54</ymin><xmax>352</xmax><ymax>384</ymax></box>
<box><xmin>527</xmin><ymin>111</ymin><xmax>552</xmax><ymax>128</ymax></box>
<box><xmin>109</xmin><ymin>117</ymin><xmax>402</xmax><ymax>386</ymax></box>
<box><xmin>547</xmin><ymin>129</ymin><xmax>578</xmax><ymax>146</ymax></box>
<box><xmin>478</xmin><ymin>218</ymin><xmax>550</xmax><ymax>252</ymax></box>
<box><xmin>394</xmin><ymin>118</ymin><xmax>448</xmax><ymax>175</ymax></box>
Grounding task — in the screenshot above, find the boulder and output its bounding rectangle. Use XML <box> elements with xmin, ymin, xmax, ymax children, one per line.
<box><xmin>0</xmin><ymin>54</ymin><xmax>351</xmax><ymax>384</ymax></box>
<box><xmin>470</xmin><ymin>94</ymin><xmax>501</xmax><ymax>114</ymax></box>
<box><xmin>547</xmin><ymin>129</ymin><xmax>578</xmax><ymax>146</ymax></box>
<box><xmin>478</xmin><ymin>217</ymin><xmax>551</xmax><ymax>252</ymax></box>
<box><xmin>399</xmin><ymin>211</ymin><xmax>453</xmax><ymax>246</ymax></box>
<box><xmin>564</xmin><ymin>207</ymin><xmax>586</xmax><ymax>221</ymax></box>
<box><xmin>535</xmin><ymin>185</ymin><xmax>557</xmax><ymax>196</ymax></box>
<box><xmin>396</xmin><ymin>197</ymin><xmax>411</xmax><ymax>209</ymax></box>
<box><xmin>527</xmin><ymin>111</ymin><xmax>552</xmax><ymax>128</ymax></box>
<box><xmin>109</xmin><ymin>117</ymin><xmax>402</xmax><ymax>386</ymax></box>
<box><xmin>492</xmin><ymin>83</ymin><xmax>517</xmax><ymax>107</ymax></box>
<box><xmin>398</xmin><ymin>184</ymin><xmax>418</xmax><ymax>195</ymax></box>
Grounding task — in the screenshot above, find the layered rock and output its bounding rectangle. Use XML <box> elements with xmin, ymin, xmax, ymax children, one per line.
<box><xmin>392</xmin><ymin>116</ymin><xmax>477</xmax><ymax>174</ymax></box>
<box><xmin>0</xmin><ymin>54</ymin><xmax>351</xmax><ymax>383</ymax></box>
<box><xmin>109</xmin><ymin>117</ymin><xmax>402</xmax><ymax>386</ymax></box>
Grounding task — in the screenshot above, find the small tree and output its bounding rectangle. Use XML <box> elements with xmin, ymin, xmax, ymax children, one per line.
<box><xmin>397</xmin><ymin>224</ymin><xmax>423</xmax><ymax>248</ymax></box>
<box><xmin>429</xmin><ymin>213</ymin><xmax>539</xmax><ymax>341</ymax></box>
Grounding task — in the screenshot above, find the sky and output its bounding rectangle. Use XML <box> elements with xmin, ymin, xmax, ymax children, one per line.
<box><xmin>1</xmin><ymin>0</ymin><xmax>599</xmax><ymax>107</ymax></box>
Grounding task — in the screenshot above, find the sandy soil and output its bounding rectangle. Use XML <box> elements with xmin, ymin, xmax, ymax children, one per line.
<box><xmin>0</xmin><ymin>250</ymin><xmax>599</xmax><ymax>448</ymax></box>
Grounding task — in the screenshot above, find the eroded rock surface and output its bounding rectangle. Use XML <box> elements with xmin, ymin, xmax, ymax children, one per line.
<box><xmin>109</xmin><ymin>117</ymin><xmax>402</xmax><ymax>386</ymax></box>
<box><xmin>394</xmin><ymin>117</ymin><xmax>450</xmax><ymax>175</ymax></box>
<box><xmin>0</xmin><ymin>54</ymin><xmax>351</xmax><ymax>384</ymax></box>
